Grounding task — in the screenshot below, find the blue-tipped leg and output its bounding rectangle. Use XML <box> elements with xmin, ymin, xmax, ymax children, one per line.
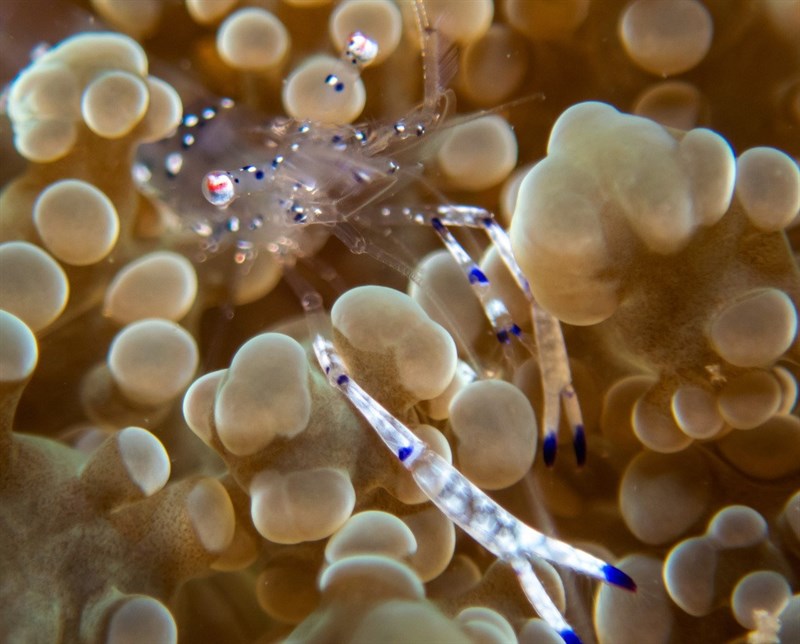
<box><xmin>573</xmin><ymin>424</ymin><xmax>586</xmax><ymax>466</ymax></box>
<box><xmin>468</xmin><ymin>266</ymin><xmax>489</xmax><ymax>285</ymax></box>
<box><xmin>602</xmin><ymin>564</ymin><xmax>637</xmax><ymax>592</ymax></box>
<box><xmin>543</xmin><ymin>433</ymin><xmax>558</xmax><ymax>467</ymax></box>
<box><xmin>559</xmin><ymin>628</ymin><xmax>583</xmax><ymax>644</ymax></box>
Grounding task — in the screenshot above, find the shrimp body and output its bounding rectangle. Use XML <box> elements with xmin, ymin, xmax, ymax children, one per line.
<box><xmin>136</xmin><ymin>45</ymin><xmax>446</xmax><ymax>262</ymax></box>
<box><xmin>202</xmin><ymin>120</ymin><xmax>403</xmax><ymax>229</ymax></box>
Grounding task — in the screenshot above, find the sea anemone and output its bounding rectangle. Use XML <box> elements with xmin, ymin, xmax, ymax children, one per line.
<box><xmin>1</xmin><ymin>1</ymin><xmax>798</xmax><ymax>642</ymax></box>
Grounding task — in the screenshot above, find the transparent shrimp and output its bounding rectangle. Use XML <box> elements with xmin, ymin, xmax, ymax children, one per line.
<box><xmin>196</xmin><ymin>13</ymin><xmax>585</xmax><ymax>466</ymax></box>
<box><xmin>139</xmin><ymin>1</ymin><xmax>636</xmax><ymax>639</ymax></box>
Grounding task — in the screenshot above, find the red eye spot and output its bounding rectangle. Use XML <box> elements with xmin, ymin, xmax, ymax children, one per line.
<box><xmin>202</xmin><ymin>171</ymin><xmax>235</xmax><ymax>207</ymax></box>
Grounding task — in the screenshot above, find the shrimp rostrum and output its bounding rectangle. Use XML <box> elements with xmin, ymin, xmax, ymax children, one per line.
<box><xmin>143</xmin><ymin>2</ymin><xmax>637</xmax><ymax>641</ymax></box>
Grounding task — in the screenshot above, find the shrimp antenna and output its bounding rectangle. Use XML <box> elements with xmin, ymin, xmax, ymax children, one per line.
<box><xmin>412</xmin><ymin>0</ymin><xmax>458</xmax><ymax>113</ymax></box>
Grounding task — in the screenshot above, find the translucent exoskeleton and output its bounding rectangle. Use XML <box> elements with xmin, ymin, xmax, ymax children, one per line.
<box><xmin>135</xmin><ymin>1</ymin><xmax>636</xmax><ymax>640</ymax></box>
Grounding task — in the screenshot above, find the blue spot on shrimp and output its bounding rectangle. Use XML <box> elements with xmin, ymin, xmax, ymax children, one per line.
<box><xmin>132</xmin><ymin>3</ymin><xmax>636</xmax><ymax>640</ymax></box>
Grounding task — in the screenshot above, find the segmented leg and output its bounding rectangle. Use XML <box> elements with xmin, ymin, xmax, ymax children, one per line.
<box><xmin>287</xmin><ymin>273</ymin><xmax>635</xmax><ymax>644</ymax></box>
<box><xmin>362</xmin><ymin>204</ymin><xmax>586</xmax><ymax>466</ymax></box>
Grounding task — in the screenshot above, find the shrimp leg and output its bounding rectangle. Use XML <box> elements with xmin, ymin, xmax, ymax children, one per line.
<box><xmin>284</xmin><ymin>268</ymin><xmax>635</xmax><ymax>644</ymax></box>
<box><xmin>365</xmin><ymin>204</ymin><xmax>586</xmax><ymax>466</ymax></box>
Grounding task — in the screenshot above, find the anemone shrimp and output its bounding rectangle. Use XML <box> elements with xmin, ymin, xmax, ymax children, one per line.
<box><xmin>135</xmin><ymin>2</ymin><xmax>636</xmax><ymax>641</ymax></box>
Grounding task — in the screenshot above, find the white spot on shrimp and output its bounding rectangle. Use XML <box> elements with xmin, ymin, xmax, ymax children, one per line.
<box><xmin>203</xmin><ymin>171</ymin><xmax>236</xmax><ymax>207</ymax></box>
